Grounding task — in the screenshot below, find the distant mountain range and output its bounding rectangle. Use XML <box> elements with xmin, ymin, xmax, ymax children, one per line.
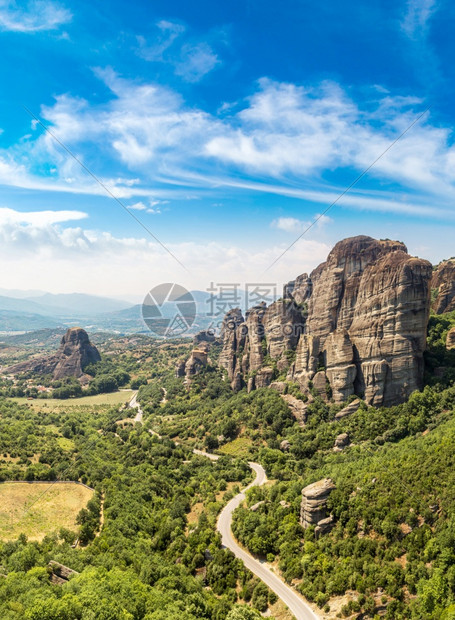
<box><xmin>0</xmin><ymin>288</ymin><xmax>275</xmax><ymax>336</ymax></box>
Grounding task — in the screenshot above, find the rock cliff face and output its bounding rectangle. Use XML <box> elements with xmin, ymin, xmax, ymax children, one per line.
<box><xmin>432</xmin><ymin>259</ymin><xmax>455</xmax><ymax>314</ymax></box>
<box><xmin>219</xmin><ymin>300</ymin><xmax>304</xmax><ymax>391</ymax></box>
<box><xmin>218</xmin><ymin>236</ymin><xmax>432</xmax><ymax>406</ymax></box>
<box><xmin>7</xmin><ymin>327</ymin><xmax>101</xmax><ymax>380</ymax></box>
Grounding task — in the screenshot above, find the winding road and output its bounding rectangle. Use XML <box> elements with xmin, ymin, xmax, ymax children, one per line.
<box><xmin>196</xmin><ymin>450</ymin><xmax>319</xmax><ymax>620</ymax></box>
<box><xmin>127</xmin><ymin>396</ymin><xmax>318</xmax><ymax>619</ymax></box>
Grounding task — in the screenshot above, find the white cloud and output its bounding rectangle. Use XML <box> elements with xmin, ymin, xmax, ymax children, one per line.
<box><xmin>402</xmin><ymin>0</ymin><xmax>437</xmax><ymax>39</ymax></box>
<box><xmin>175</xmin><ymin>42</ymin><xmax>220</xmax><ymax>82</ymax></box>
<box><xmin>0</xmin><ymin>207</ymin><xmax>87</xmax><ymax>226</ymax></box>
<box><xmin>0</xmin><ymin>207</ymin><xmax>331</xmax><ymax>296</ymax></box>
<box><xmin>272</xmin><ymin>217</ymin><xmax>306</xmax><ymax>234</ymax></box>
<box><xmin>0</xmin><ymin>0</ymin><xmax>72</xmax><ymax>32</ymax></box>
<box><xmin>3</xmin><ymin>72</ymin><xmax>455</xmax><ymax>221</ymax></box>
<box><xmin>271</xmin><ymin>214</ymin><xmax>332</xmax><ymax>234</ymax></box>
<box><xmin>129</xmin><ymin>201</ymin><xmax>147</xmax><ymax>211</ymax></box>
<box><xmin>129</xmin><ymin>199</ymin><xmax>167</xmax><ymax>214</ymax></box>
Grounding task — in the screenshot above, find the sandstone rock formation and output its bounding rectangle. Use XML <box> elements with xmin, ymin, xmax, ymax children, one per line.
<box><xmin>333</xmin><ymin>433</ymin><xmax>350</xmax><ymax>451</ymax></box>
<box><xmin>315</xmin><ymin>516</ymin><xmax>334</xmax><ymax>538</ymax></box>
<box><xmin>218</xmin><ymin>235</ymin><xmax>432</xmax><ymax>407</ymax></box>
<box><xmin>432</xmin><ymin>259</ymin><xmax>455</xmax><ymax>314</ymax></box>
<box><xmin>218</xmin><ymin>308</ymin><xmax>246</xmax><ymax>390</ymax></box>
<box><xmin>269</xmin><ymin>381</ymin><xmax>287</xmax><ymax>394</ymax></box>
<box><xmin>334</xmin><ymin>398</ymin><xmax>361</xmax><ymax>420</ymax></box>
<box><xmin>176</xmin><ymin>332</ymin><xmax>212</xmax><ymax>380</ymax></box>
<box><xmin>447</xmin><ymin>327</ymin><xmax>455</xmax><ymax>350</ymax></box>
<box><xmin>300</xmin><ymin>478</ymin><xmax>336</xmax><ymax>533</ymax></box>
<box><xmin>281</xmin><ymin>394</ymin><xmax>307</xmax><ymax>426</ymax></box>
<box><xmin>7</xmin><ymin>327</ymin><xmax>100</xmax><ymax>381</ymax></box>
<box><xmin>219</xmin><ymin>301</ymin><xmax>304</xmax><ymax>390</ymax></box>
<box><xmin>184</xmin><ymin>348</ymin><xmax>208</xmax><ymax>377</ymax></box>
<box><xmin>175</xmin><ymin>360</ymin><xmax>186</xmax><ymax>378</ymax></box>
<box><xmin>290</xmin><ymin>237</ymin><xmax>432</xmax><ymax>406</ymax></box>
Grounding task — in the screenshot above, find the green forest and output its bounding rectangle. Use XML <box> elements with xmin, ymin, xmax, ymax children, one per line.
<box><xmin>0</xmin><ymin>309</ymin><xmax>454</xmax><ymax>619</ymax></box>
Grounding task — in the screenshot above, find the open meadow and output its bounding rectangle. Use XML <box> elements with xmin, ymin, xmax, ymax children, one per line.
<box><xmin>10</xmin><ymin>390</ymin><xmax>134</xmax><ymax>410</ymax></box>
<box><xmin>0</xmin><ymin>481</ymin><xmax>93</xmax><ymax>541</ymax></box>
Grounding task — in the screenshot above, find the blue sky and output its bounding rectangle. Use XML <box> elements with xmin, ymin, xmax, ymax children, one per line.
<box><xmin>0</xmin><ymin>0</ymin><xmax>454</xmax><ymax>298</ymax></box>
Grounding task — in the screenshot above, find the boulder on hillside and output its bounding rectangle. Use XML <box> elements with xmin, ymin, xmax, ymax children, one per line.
<box><xmin>333</xmin><ymin>433</ymin><xmax>350</xmax><ymax>451</ymax></box>
<box><xmin>335</xmin><ymin>398</ymin><xmax>361</xmax><ymax>420</ymax></box>
<box><xmin>300</xmin><ymin>478</ymin><xmax>336</xmax><ymax>529</ymax></box>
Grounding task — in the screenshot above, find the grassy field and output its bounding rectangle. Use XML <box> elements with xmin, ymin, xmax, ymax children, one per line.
<box><xmin>10</xmin><ymin>390</ymin><xmax>134</xmax><ymax>410</ymax></box>
<box><xmin>219</xmin><ymin>436</ymin><xmax>253</xmax><ymax>457</ymax></box>
<box><xmin>0</xmin><ymin>482</ymin><xmax>93</xmax><ymax>541</ymax></box>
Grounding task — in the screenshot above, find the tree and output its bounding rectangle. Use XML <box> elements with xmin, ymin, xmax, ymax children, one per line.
<box><xmin>226</xmin><ymin>606</ymin><xmax>263</xmax><ymax>620</ymax></box>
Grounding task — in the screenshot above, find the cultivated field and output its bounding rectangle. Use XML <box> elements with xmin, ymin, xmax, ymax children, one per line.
<box><xmin>219</xmin><ymin>436</ymin><xmax>252</xmax><ymax>457</ymax></box>
<box><xmin>0</xmin><ymin>481</ymin><xmax>93</xmax><ymax>541</ymax></box>
<box><xmin>11</xmin><ymin>390</ymin><xmax>134</xmax><ymax>410</ymax></box>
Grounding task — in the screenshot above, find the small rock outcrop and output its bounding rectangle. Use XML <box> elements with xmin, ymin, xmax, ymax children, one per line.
<box><xmin>184</xmin><ymin>348</ymin><xmax>208</xmax><ymax>377</ymax></box>
<box><xmin>334</xmin><ymin>398</ymin><xmax>361</xmax><ymax>420</ymax></box>
<box><xmin>48</xmin><ymin>561</ymin><xmax>79</xmax><ymax>586</ymax></box>
<box><xmin>315</xmin><ymin>516</ymin><xmax>334</xmax><ymax>538</ymax></box>
<box><xmin>432</xmin><ymin>259</ymin><xmax>455</xmax><ymax>314</ymax></box>
<box><xmin>176</xmin><ymin>331</ymin><xmax>213</xmax><ymax>380</ymax></box>
<box><xmin>300</xmin><ymin>478</ymin><xmax>336</xmax><ymax>534</ymax></box>
<box><xmin>6</xmin><ymin>327</ymin><xmax>100</xmax><ymax>381</ymax></box>
<box><xmin>175</xmin><ymin>360</ymin><xmax>186</xmax><ymax>378</ymax></box>
<box><xmin>447</xmin><ymin>327</ymin><xmax>455</xmax><ymax>350</ymax></box>
<box><xmin>281</xmin><ymin>394</ymin><xmax>307</xmax><ymax>426</ymax></box>
<box><xmin>333</xmin><ymin>433</ymin><xmax>350</xmax><ymax>451</ymax></box>
<box><xmin>270</xmin><ymin>381</ymin><xmax>287</xmax><ymax>394</ymax></box>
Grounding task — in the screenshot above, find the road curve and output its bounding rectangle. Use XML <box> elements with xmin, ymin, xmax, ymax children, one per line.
<box><xmin>128</xmin><ymin>392</ymin><xmax>143</xmax><ymax>423</ymax></box>
<box><xmin>194</xmin><ymin>451</ymin><xmax>319</xmax><ymax>620</ymax></box>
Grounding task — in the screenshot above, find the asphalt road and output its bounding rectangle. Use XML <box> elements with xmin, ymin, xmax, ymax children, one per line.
<box><xmin>216</xmin><ymin>461</ymin><xmax>319</xmax><ymax>620</ymax></box>
<box><xmin>128</xmin><ymin>392</ymin><xmax>143</xmax><ymax>423</ymax></box>
<box><xmin>135</xmin><ymin>438</ymin><xmax>319</xmax><ymax>618</ymax></box>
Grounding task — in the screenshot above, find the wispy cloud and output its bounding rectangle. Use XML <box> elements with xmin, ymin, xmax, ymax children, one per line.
<box><xmin>174</xmin><ymin>42</ymin><xmax>220</xmax><ymax>82</ymax></box>
<box><xmin>402</xmin><ymin>0</ymin><xmax>437</xmax><ymax>40</ymax></box>
<box><xmin>0</xmin><ymin>0</ymin><xmax>72</xmax><ymax>33</ymax></box>
<box><xmin>400</xmin><ymin>0</ymin><xmax>441</xmax><ymax>86</ymax></box>
<box><xmin>137</xmin><ymin>19</ymin><xmax>220</xmax><ymax>82</ymax></box>
<box><xmin>129</xmin><ymin>201</ymin><xmax>147</xmax><ymax>211</ymax></box>
<box><xmin>4</xmin><ymin>71</ymin><xmax>455</xmax><ymax>221</ymax></box>
<box><xmin>137</xmin><ymin>20</ymin><xmax>185</xmax><ymax>61</ymax></box>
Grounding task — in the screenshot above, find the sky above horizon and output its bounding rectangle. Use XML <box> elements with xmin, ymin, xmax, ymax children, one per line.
<box><xmin>0</xmin><ymin>0</ymin><xmax>454</xmax><ymax>299</ymax></box>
